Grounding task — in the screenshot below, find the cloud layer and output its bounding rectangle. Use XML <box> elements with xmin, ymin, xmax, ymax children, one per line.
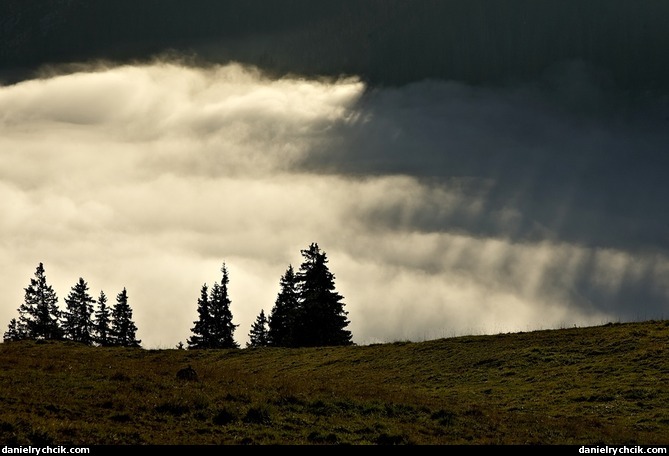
<box><xmin>1</xmin><ymin>61</ymin><xmax>667</xmax><ymax>348</ymax></box>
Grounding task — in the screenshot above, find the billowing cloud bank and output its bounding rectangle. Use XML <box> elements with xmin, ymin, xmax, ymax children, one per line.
<box><xmin>1</xmin><ymin>62</ymin><xmax>667</xmax><ymax>348</ymax></box>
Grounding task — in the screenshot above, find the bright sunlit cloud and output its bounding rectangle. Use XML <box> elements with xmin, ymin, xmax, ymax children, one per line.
<box><xmin>1</xmin><ymin>61</ymin><xmax>667</xmax><ymax>348</ymax></box>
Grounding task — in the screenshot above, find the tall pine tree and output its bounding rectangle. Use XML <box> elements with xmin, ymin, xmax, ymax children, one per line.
<box><xmin>110</xmin><ymin>288</ymin><xmax>141</xmax><ymax>347</ymax></box>
<box><xmin>208</xmin><ymin>263</ymin><xmax>239</xmax><ymax>349</ymax></box>
<box><xmin>294</xmin><ymin>243</ymin><xmax>352</xmax><ymax>347</ymax></box>
<box><xmin>62</xmin><ymin>277</ymin><xmax>96</xmax><ymax>345</ymax></box>
<box><xmin>93</xmin><ymin>290</ymin><xmax>112</xmax><ymax>346</ymax></box>
<box><xmin>268</xmin><ymin>265</ymin><xmax>300</xmax><ymax>347</ymax></box>
<box><xmin>187</xmin><ymin>284</ymin><xmax>212</xmax><ymax>349</ymax></box>
<box><xmin>247</xmin><ymin>309</ymin><xmax>269</xmax><ymax>348</ymax></box>
<box><xmin>16</xmin><ymin>262</ymin><xmax>63</xmax><ymax>340</ymax></box>
<box><xmin>188</xmin><ymin>263</ymin><xmax>239</xmax><ymax>349</ymax></box>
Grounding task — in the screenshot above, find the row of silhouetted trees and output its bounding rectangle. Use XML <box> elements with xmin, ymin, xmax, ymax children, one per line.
<box><xmin>187</xmin><ymin>242</ymin><xmax>352</xmax><ymax>349</ymax></box>
<box><xmin>3</xmin><ymin>262</ymin><xmax>141</xmax><ymax>347</ymax></box>
<box><xmin>3</xmin><ymin>242</ymin><xmax>352</xmax><ymax>349</ymax></box>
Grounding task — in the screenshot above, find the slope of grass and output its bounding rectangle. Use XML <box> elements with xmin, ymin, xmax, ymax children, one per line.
<box><xmin>0</xmin><ymin>320</ymin><xmax>668</xmax><ymax>445</ymax></box>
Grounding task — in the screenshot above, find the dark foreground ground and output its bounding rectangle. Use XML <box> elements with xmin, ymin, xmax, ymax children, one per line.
<box><xmin>0</xmin><ymin>320</ymin><xmax>668</xmax><ymax>445</ymax></box>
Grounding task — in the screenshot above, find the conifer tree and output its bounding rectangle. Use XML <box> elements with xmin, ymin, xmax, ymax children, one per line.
<box><xmin>3</xmin><ymin>318</ymin><xmax>27</xmax><ymax>342</ymax></box>
<box><xmin>295</xmin><ymin>243</ymin><xmax>352</xmax><ymax>347</ymax></box>
<box><xmin>110</xmin><ymin>288</ymin><xmax>141</xmax><ymax>347</ymax></box>
<box><xmin>93</xmin><ymin>290</ymin><xmax>112</xmax><ymax>346</ymax></box>
<box><xmin>268</xmin><ymin>265</ymin><xmax>300</xmax><ymax>347</ymax></box>
<box><xmin>62</xmin><ymin>277</ymin><xmax>96</xmax><ymax>345</ymax></box>
<box><xmin>208</xmin><ymin>263</ymin><xmax>239</xmax><ymax>349</ymax></box>
<box><xmin>247</xmin><ymin>309</ymin><xmax>269</xmax><ymax>348</ymax></box>
<box><xmin>187</xmin><ymin>284</ymin><xmax>212</xmax><ymax>349</ymax></box>
<box><xmin>16</xmin><ymin>262</ymin><xmax>63</xmax><ymax>340</ymax></box>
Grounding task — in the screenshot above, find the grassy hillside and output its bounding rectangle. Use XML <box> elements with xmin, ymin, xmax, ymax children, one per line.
<box><xmin>0</xmin><ymin>320</ymin><xmax>668</xmax><ymax>445</ymax></box>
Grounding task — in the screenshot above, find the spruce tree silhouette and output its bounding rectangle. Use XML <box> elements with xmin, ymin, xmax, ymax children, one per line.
<box><xmin>94</xmin><ymin>290</ymin><xmax>112</xmax><ymax>346</ymax></box>
<box><xmin>268</xmin><ymin>264</ymin><xmax>300</xmax><ymax>347</ymax></box>
<box><xmin>12</xmin><ymin>263</ymin><xmax>63</xmax><ymax>340</ymax></box>
<box><xmin>188</xmin><ymin>263</ymin><xmax>239</xmax><ymax>349</ymax></box>
<box><xmin>188</xmin><ymin>284</ymin><xmax>213</xmax><ymax>349</ymax></box>
<box><xmin>208</xmin><ymin>263</ymin><xmax>239</xmax><ymax>349</ymax></box>
<box><xmin>247</xmin><ymin>309</ymin><xmax>269</xmax><ymax>348</ymax></box>
<box><xmin>110</xmin><ymin>288</ymin><xmax>141</xmax><ymax>347</ymax></box>
<box><xmin>62</xmin><ymin>277</ymin><xmax>96</xmax><ymax>345</ymax></box>
<box><xmin>294</xmin><ymin>243</ymin><xmax>352</xmax><ymax>347</ymax></box>
<box><xmin>3</xmin><ymin>318</ymin><xmax>26</xmax><ymax>342</ymax></box>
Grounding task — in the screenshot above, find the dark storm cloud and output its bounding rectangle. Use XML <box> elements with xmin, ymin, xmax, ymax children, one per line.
<box><xmin>299</xmin><ymin>63</ymin><xmax>669</xmax><ymax>324</ymax></box>
<box><xmin>308</xmin><ymin>64</ymin><xmax>669</xmax><ymax>254</ymax></box>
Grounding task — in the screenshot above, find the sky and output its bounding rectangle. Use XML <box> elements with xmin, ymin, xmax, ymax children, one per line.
<box><xmin>1</xmin><ymin>60</ymin><xmax>668</xmax><ymax>349</ymax></box>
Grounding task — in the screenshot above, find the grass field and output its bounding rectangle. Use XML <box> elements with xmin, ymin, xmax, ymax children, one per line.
<box><xmin>0</xmin><ymin>320</ymin><xmax>668</xmax><ymax>445</ymax></box>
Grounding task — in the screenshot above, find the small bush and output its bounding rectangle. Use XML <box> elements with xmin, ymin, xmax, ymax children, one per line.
<box><xmin>431</xmin><ymin>409</ymin><xmax>455</xmax><ymax>426</ymax></box>
<box><xmin>243</xmin><ymin>405</ymin><xmax>272</xmax><ymax>425</ymax></box>
<box><xmin>212</xmin><ymin>408</ymin><xmax>238</xmax><ymax>425</ymax></box>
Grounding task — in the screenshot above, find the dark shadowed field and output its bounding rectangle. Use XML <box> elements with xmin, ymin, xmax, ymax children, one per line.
<box><xmin>0</xmin><ymin>320</ymin><xmax>668</xmax><ymax>445</ymax></box>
